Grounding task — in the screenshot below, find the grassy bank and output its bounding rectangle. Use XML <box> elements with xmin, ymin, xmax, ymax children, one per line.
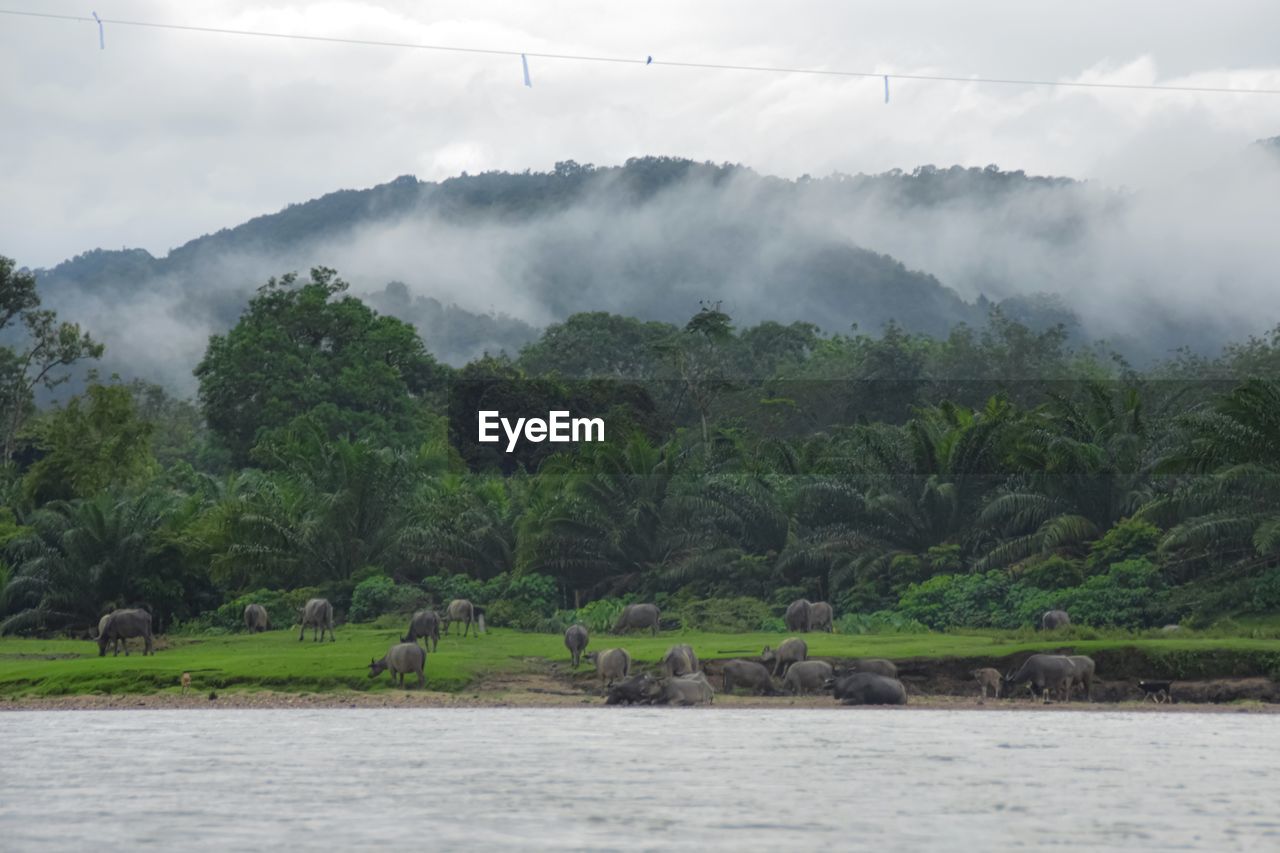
<box><xmin>3</xmin><ymin>621</ymin><xmax>1280</xmax><ymax>699</ymax></box>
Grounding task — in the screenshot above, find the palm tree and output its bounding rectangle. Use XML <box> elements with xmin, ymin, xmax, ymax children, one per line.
<box><xmin>976</xmin><ymin>384</ymin><xmax>1155</xmax><ymax>570</ymax></box>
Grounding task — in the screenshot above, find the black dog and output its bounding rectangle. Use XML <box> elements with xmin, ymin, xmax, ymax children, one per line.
<box><xmin>1138</xmin><ymin>680</ymin><xmax>1173</xmax><ymax>703</ymax></box>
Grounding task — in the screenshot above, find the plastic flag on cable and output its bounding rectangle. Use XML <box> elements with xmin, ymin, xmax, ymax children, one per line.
<box><xmin>884</xmin><ymin>75</ymin><xmax>889</xmax><ymax>104</ymax></box>
<box><xmin>522</xmin><ymin>53</ymin><xmax>531</xmax><ymax>87</ymax></box>
<box><xmin>93</xmin><ymin>11</ymin><xmax>104</xmax><ymax>49</ymax></box>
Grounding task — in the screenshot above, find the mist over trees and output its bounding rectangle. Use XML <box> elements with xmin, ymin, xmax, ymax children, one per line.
<box><xmin>4</xmin><ymin>249</ymin><xmax>1280</xmax><ymax>635</ymax></box>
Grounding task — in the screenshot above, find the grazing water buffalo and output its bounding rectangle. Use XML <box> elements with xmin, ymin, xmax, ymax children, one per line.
<box><xmin>564</xmin><ymin>624</ymin><xmax>590</xmax><ymax>668</ymax></box>
<box><xmin>401</xmin><ymin>610</ymin><xmax>441</xmax><ymax>652</ymax></box>
<box><xmin>1041</xmin><ymin>609</ymin><xmax>1071</xmax><ymax>630</ymax></box>
<box><xmin>657</xmin><ymin>672</ymin><xmax>715</xmax><ymax>706</ymax></box>
<box><xmin>828</xmin><ymin>672</ymin><xmax>908</xmax><ymax>706</ymax></box>
<box><xmin>783</xmin><ymin>660</ymin><xmax>835</xmax><ymax>695</ymax></box>
<box><xmin>661</xmin><ymin>643</ymin><xmax>699</xmax><ymax>677</ymax></box>
<box><xmin>1004</xmin><ymin>654</ymin><xmax>1074</xmax><ymax>703</ymax></box>
<box><xmin>97</xmin><ymin>609</ymin><xmax>154</xmax><ymax>657</ymax></box>
<box><xmin>784</xmin><ymin>599</ymin><xmax>812</xmax><ymax>632</ymax></box>
<box><xmin>298</xmin><ymin>598</ymin><xmax>335</xmax><ymax>642</ymax></box>
<box><xmin>244</xmin><ymin>603</ymin><xmax>270</xmax><ymax>633</ymax></box>
<box><xmin>843</xmin><ymin>658</ymin><xmax>898</xmax><ymax>678</ymax></box>
<box><xmin>761</xmin><ymin>637</ymin><xmax>807</xmax><ymax>677</ymax></box>
<box><xmin>972</xmin><ymin>667</ymin><xmax>1003</xmax><ymax>703</ymax></box>
<box><xmin>808</xmin><ymin>601</ymin><xmax>834</xmax><ymax>632</ymax></box>
<box><xmin>721</xmin><ymin>660</ymin><xmax>779</xmax><ymax>695</ymax></box>
<box><xmin>442</xmin><ymin>599</ymin><xmax>479</xmax><ymax>638</ymax></box>
<box><xmin>369</xmin><ymin>642</ymin><xmax>427</xmax><ymax>689</ymax></box>
<box><xmin>613</xmin><ymin>603</ymin><xmax>660</xmax><ymax>636</ymax></box>
<box><xmin>586</xmin><ymin>648</ymin><xmax>632</xmax><ymax>687</ymax></box>
<box><xmin>1066</xmin><ymin>655</ymin><xmax>1096</xmax><ymax>701</ymax></box>
<box><xmin>606</xmin><ymin>674</ymin><xmax>662</xmax><ymax>705</ymax></box>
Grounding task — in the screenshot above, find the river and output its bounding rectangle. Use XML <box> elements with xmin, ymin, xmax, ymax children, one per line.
<box><xmin>0</xmin><ymin>708</ymin><xmax>1276</xmax><ymax>850</ymax></box>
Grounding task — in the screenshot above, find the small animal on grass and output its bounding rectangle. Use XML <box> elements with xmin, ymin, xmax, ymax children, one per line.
<box><xmin>402</xmin><ymin>610</ymin><xmax>441</xmax><ymax>652</ymax></box>
<box><xmin>971</xmin><ymin>667</ymin><xmax>1002</xmax><ymax>703</ymax></box>
<box><xmin>442</xmin><ymin>599</ymin><xmax>479</xmax><ymax>638</ymax></box>
<box><xmin>369</xmin><ymin>642</ymin><xmax>427</xmax><ymax>690</ymax></box>
<box><xmin>180</xmin><ymin>672</ymin><xmax>191</xmax><ymax>695</ymax></box>
<box><xmin>761</xmin><ymin>637</ymin><xmax>807</xmax><ymax>677</ymax></box>
<box><xmin>1139</xmin><ymin>680</ymin><xmax>1174</xmax><ymax>703</ymax></box>
<box><xmin>564</xmin><ymin>624</ymin><xmax>590</xmax><ymax>668</ymax></box>
<box><xmin>298</xmin><ymin>598</ymin><xmax>335</xmax><ymax>642</ymax></box>
<box><xmin>612</xmin><ymin>603</ymin><xmax>661</xmax><ymax>636</ymax></box>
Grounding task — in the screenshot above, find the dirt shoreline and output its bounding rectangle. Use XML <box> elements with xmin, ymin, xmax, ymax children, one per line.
<box><xmin>4</xmin><ymin>688</ymin><xmax>1275</xmax><ymax>713</ymax></box>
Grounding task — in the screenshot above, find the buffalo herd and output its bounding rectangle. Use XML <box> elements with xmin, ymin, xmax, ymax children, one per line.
<box><xmin>88</xmin><ymin>596</ymin><xmax>1112</xmax><ymax>708</ymax></box>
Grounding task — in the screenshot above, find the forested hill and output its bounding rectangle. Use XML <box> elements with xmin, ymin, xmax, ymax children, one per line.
<box><xmin>29</xmin><ymin>159</ymin><xmax>1098</xmax><ymax>392</ymax></box>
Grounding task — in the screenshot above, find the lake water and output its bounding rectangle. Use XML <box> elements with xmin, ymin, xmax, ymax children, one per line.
<box><xmin>1</xmin><ymin>708</ymin><xmax>1276</xmax><ymax>851</ymax></box>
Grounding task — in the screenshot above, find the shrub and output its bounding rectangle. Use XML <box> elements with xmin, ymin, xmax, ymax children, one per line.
<box><xmin>1086</xmin><ymin>518</ymin><xmax>1160</xmax><ymax>573</ymax></box>
<box><xmin>669</xmin><ymin>597</ymin><xmax>774</xmax><ymax>632</ymax></box>
<box><xmin>182</xmin><ymin>587</ymin><xmax>324</xmax><ymax>634</ymax></box>
<box><xmin>349</xmin><ymin>575</ymin><xmax>425</xmax><ymax>622</ymax></box>
<box><xmin>836</xmin><ymin>611</ymin><xmax>929</xmax><ymax>635</ymax></box>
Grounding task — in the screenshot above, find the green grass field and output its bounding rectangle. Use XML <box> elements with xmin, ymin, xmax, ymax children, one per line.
<box><xmin>3</xmin><ymin>620</ymin><xmax>1280</xmax><ymax>697</ymax></box>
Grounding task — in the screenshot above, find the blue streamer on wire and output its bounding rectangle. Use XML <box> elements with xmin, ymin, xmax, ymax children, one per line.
<box><xmin>646</xmin><ymin>55</ymin><xmax>652</xmax><ymax>65</ymax></box>
<box><xmin>92</xmin><ymin>10</ymin><xmax>103</xmax><ymax>49</ymax></box>
<box><xmin>521</xmin><ymin>53</ymin><xmax>531</xmax><ymax>87</ymax></box>
<box><xmin>884</xmin><ymin>75</ymin><xmax>889</xmax><ymax>104</ymax></box>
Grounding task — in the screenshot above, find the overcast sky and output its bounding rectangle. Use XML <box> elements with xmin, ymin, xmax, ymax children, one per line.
<box><xmin>3</xmin><ymin>0</ymin><xmax>1279</xmax><ymax>268</ymax></box>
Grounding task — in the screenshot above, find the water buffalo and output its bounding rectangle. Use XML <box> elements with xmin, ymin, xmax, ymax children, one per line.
<box><xmin>972</xmin><ymin>667</ymin><xmax>1003</xmax><ymax>703</ymax></box>
<box><xmin>783</xmin><ymin>660</ymin><xmax>835</xmax><ymax>695</ymax></box>
<box><xmin>1041</xmin><ymin>609</ymin><xmax>1071</xmax><ymax>630</ymax></box>
<box><xmin>442</xmin><ymin>599</ymin><xmax>479</xmax><ymax>638</ymax></box>
<box><xmin>298</xmin><ymin>598</ymin><xmax>335</xmax><ymax>642</ymax></box>
<box><xmin>656</xmin><ymin>672</ymin><xmax>715</xmax><ymax>706</ymax></box>
<box><xmin>761</xmin><ymin>638</ymin><xmax>807</xmax><ymax>677</ymax></box>
<box><xmin>1004</xmin><ymin>653</ymin><xmax>1074</xmax><ymax>703</ymax></box>
<box><xmin>243</xmin><ymin>603</ymin><xmax>270</xmax><ymax>633</ymax></box>
<box><xmin>661</xmin><ymin>643</ymin><xmax>699</xmax><ymax>677</ymax></box>
<box><xmin>97</xmin><ymin>609</ymin><xmax>154</xmax><ymax>657</ymax></box>
<box><xmin>606</xmin><ymin>674</ymin><xmax>662</xmax><ymax>705</ymax></box>
<box><xmin>843</xmin><ymin>658</ymin><xmax>898</xmax><ymax>678</ymax></box>
<box><xmin>401</xmin><ymin>610</ymin><xmax>440</xmax><ymax>652</ymax></box>
<box><xmin>369</xmin><ymin>642</ymin><xmax>427</xmax><ymax>689</ymax></box>
<box><xmin>808</xmin><ymin>601</ymin><xmax>834</xmax><ymax>632</ymax></box>
<box><xmin>586</xmin><ymin>648</ymin><xmax>632</xmax><ymax>687</ymax></box>
<box><xmin>613</xmin><ymin>603</ymin><xmax>660</xmax><ymax>636</ymax></box>
<box><xmin>784</xmin><ymin>599</ymin><xmax>812</xmax><ymax>632</ymax></box>
<box><xmin>721</xmin><ymin>659</ymin><xmax>779</xmax><ymax>695</ymax></box>
<box><xmin>828</xmin><ymin>672</ymin><xmax>908</xmax><ymax>706</ymax></box>
<box><xmin>564</xmin><ymin>624</ymin><xmax>590</xmax><ymax>668</ymax></box>
<box><xmin>1066</xmin><ymin>655</ymin><xmax>1096</xmax><ymax>701</ymax></box>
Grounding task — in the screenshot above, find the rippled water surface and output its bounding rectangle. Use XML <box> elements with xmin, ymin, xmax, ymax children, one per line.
<box><xmin>1</xmin><ymin>708</ymin><xmax>1277</xmax><ymax>850</ymax></box>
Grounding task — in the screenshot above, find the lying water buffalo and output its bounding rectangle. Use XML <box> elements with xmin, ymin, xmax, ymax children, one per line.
<box><xmin>564</xmin><ymin>624</ymin><xmax>590</xmax><ymax>668</ymax></box>
<box><xmin>243</xmin><ymin>603</ymin><xmax>270</xmax><ymax>633</ymax></box>
<box><xmin>298</xmin><ymin>598</ymin><xmax>335</xmax><ymax>642</ymax></box>
<box><xmin>808</xmin><ymin>601</ymin><xmax>834</xmax><ymax>632</ymax></box>
<box><xmin>442</xmin><ymin>599</ymin><xmax>479</xmax><ymax>638</ymax></box>
<box><xmin>606</xmin><ymin>673</ymin><xmax>662</xmax><ymax>705</ymax></box>
<box><xmin>1066</xmin><ymin>655</ymin><xmax>1096</xmax><ymax>701</ymax></box>
<box><xmin>843</xmin><ymin>658</ymin><xmax>898</xmax><ymax>678</ymax></box>
<box><xmin>369</xmin><ymin>642</ymin><xmax>427</xmax><ymax>689</ymax></box>
<box><xmin>783</xmin><ymin>660</ymin><xmax>835</xmax><ymax>695</ymax></box>
<box><xmin>656</xmin><ymin>672</ymin><xmax>715</xmax><ymax>706</ymax></box>
<box><xmin>586</xmin><ymin>648</ymin><xmax>632</xmax><ymax>686</ymax></box>
<box><xmin>97</xmin><ymin>608</ymin><xmax>154</xmax><ymax>657</ymax></box>
<box><xmin>721</xmin><ymin>659</ymin><xmax>779</xmax><ymax>696</ymax></box>
<box><xmin>1005</xmin><ymin>653</ymin><xmax>1074</xmax><ymax>703</ymax></box>
<box><xmin>784</xmin><ymin>599</ymin><xmax>812</xmax><ymax>632</ymax></box>
<box><xmin>402</xmin><ymin>610</ymin><xmax>441</xmax><ymax>652</ymax></box>
<box><xmin>972</xmin><ymin>667</ymin><xmax>1003</xmax><ymax>703</ymax></box>
<box><xmin>761</xmin><ymin>637</ymin><xmax>807</xmax><ymax>677</ymax></box>
<box><xmin>1041</xmin><ymin>609</ymin><xmax>1071</xmax><ymax>630</ymax></box>
<box><xmin>661</xmin><ymin>643</ymin><xmax>699</xmax><ymax>677</ymax></box>
<box><xmin>613</xmin><ymin>603</ymin><xmax>660</xmax><ymax>636</ymax></box>
<box><xmin>828</xmin><ymin>672</ymin><xmax>907</xmax><ymax>706</ymax></box>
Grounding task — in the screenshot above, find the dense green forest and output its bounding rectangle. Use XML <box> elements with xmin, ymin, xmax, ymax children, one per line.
<box><xmin>3</xmin><ymin>253</ymin><xmax>1280</xmax><ymax>638</ymax></box>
